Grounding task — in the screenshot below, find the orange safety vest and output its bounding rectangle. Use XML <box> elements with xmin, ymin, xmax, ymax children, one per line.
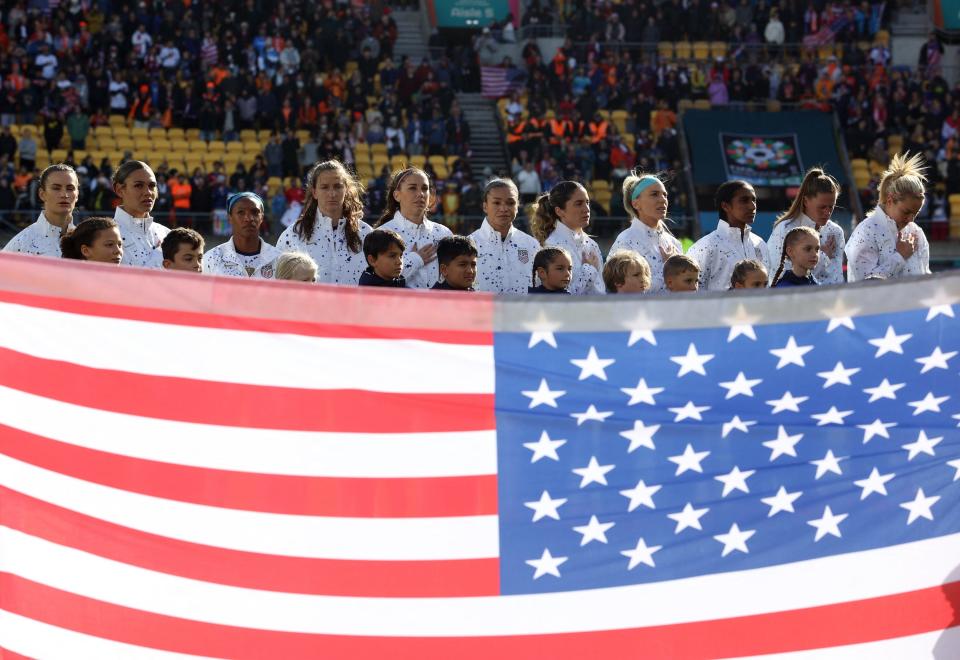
<box><xmin>588</xmin><ymin>120</ymin><xmax>608</xmax><ymax>144</ymax></box>
<box><xmin>548</xmin><ymin>118</ymin><xmax>568</xmax><ymax>144</ymax></box>
<box><xmin>507</xmin><ymin>120</ymin><xmax>526</xmax><ymax>143</ymax></box>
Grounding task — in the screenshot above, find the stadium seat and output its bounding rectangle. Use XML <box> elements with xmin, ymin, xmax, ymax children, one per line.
<box><xmin>410</xmin><ymin>155</ymin><xmax>427</xmax><ymax>169</ymax></box>
<box><xmin>115</xmin><ymin>138</ymin><xmax>135</xmax><ymax>151</ymax></box>
<box><xmin>694</xmin><ymin>99</ymin><xmax>711</xmax><ymax>110</ymax></box>
<box><xmin>709</xmin><ymin>42</ymin><xmax>727</xmax><ymax>60</ymax></box>
<box><xmin>675</xmin><ymin>42</ymin><xmax>692</xmax><ymax>60</ymax></box>
<box><xmin>692</xmin><ymin>42</ymin><xmax>710</xmax><ymax>60</ymax></box>
<box><xmin>242</xmin><ymin>141</ymin><xmax>262</xmax><ymax>154</ymax></box>
<box><xmin>226</xmin><ymin>142</ymin><xmax>244</xmax><ymax>153</ymax></box>
<box><xmin>185</xmin><ymin>128</ymin><xmax>201</xmax><ymax>141</ymax></box>
<box><xmin>370</xmin><ymin>143</ymin><xmax>388</xmax><ymax>156</ymax></box>
<box><xmin>239</xmin><ymin>129</ymin><xmax>257</xmax><ymax>143</ymax></box>
<box><xmin>678</xmin><ymin>99</ymin><xmax>695</xmax><ymax>112</ymax></box>
<box><xmin>355</xmin><ymin>163</ymin><xmax>373</xmax><ymax>181</ymax></box>
<box><xmin>108</xmin><ymin>115</ymin><xmax>127</xmax><ymax>128</ymax></box>
<box><xmin>92</xmin><ymin>125</ymin><xmax>113</xmax><ymax>138</ymax></box>
<box><xmin>592</xmin><ymin>180</ymin><xmax>611</xmax><ymax>192</ymax></box>
<box><xmin>152</xmin><ymin>138</ymin><xmax>171</xmax><ymax>152</ymax></box>
<box><xmin>167</xmin><ymin>128</ymin><xmax>186</xmax><ymax>140</ymax></box>
<box><xmin>875</xmin><ymin>30</ymin><xmax>890</xmax><ymax>46</ymax></box>
<box><xmin>657</xmin><ymin>43</ymin><xmax>673</xmax><ymax>60</ymax></box>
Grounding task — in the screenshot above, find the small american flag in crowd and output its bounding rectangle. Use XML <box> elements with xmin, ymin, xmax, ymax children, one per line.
<box><xmin>0</xmin><ymin>252</ymin><xmax>958</xmax><ymax>658</ymax></box>
<box><xmin>481</xmin><ymin>65</ymin><xmax>522</xmax><ymax>99</ymax></box>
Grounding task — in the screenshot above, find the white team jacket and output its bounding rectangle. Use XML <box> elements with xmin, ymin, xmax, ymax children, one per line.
<box><xmin>544</xmin><ymin>221</ymin><xmax>605</xmax><ymax>295</ymax></box>
<box><xmin>204</xmin><ymin>237</ymin><xmax>282</xmax><ymax>279</ymax></box>
<box><xmin>276</xmin><ymin>211</ymin><xmax>373</xmax><ymax>285</ymax></box>
<box><xmin>115</xmin><ymin>206</ymin><xmax>170</xmax><ymax>269</ymax></box>
<box><xmin>378</xmin><ymin>210</ymin><xmax>453</xmax><ymax>289</ymax></box>
<box><xmin>766</xmin><ymin>214</ymin><xmax>846</xmax><ymax>285</ymax></box>
<box><xmin>608</xmin><ymin>218</ymin><xmax>683</xmax><ymax>292</ymax></box>
<box><xmin>844</xmin><ymin>207</ymin><xmax>930</xmax><ymax>282</ymax></box>
<box><xmin>687</xmin><ymin>219</ymin><xmax>772</xmax><ymax>291</ymax></box>
<box><xmin>469</xmin><ymin>218</ymin><xmax>541</xmax><ymax>295</ymax></box>
<box><xmin>2</xmin><ymin>211</ymin><xmax>73</xmax><ymax>257</ymax></box>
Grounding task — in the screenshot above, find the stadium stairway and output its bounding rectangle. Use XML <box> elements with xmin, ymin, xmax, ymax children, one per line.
<box><xmin>455</xmin><ymin>92</ymin><xmax>510</xmax><ymax>176</ymax></box>
<box><xmin>392</xmin><ymin>9</ymin><xmax>432</xmax><ymax>62</ymax></box>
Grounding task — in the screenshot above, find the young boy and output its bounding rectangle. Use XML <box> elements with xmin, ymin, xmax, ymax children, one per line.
<box><xmin>161</xmin><ymin>227</ymin><xmax>204</xmax><ymax>272</ymax></box>
<box><xmin>432</xmin><ymin>236</ymin><xmax>478</xmax><ymax>291</ymax></box>
<box><xmin>663</xmin><ymin>254</ymin><xmax>700</xmax><ymax>292</ymax></box>
<box><xmin>603</xmin><ymin>250</ymin><xmax>651</xmax><ymax>294</ymax></box>
<box><xmin>359</xmin><ymin>229</ymin><xmax>407</xmax><ymax>287</ymax></box>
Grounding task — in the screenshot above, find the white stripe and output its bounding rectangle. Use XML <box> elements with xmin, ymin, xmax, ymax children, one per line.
<box><xmin>0</xmin><ymin>526</ymin><xmax>957</xmax><ymax>637</ymax></box>
<box><xmin>738</xmin><ymin>626</ymin><xmax>960</xmax><ymax>659</ymax></box>
<box><xmin>0</xmin><ymin>386</ymin><xmax>496</xmax><ymax>478</ymax></box>
<box><xmin>0</xmin><ymin>609</ymin><xmax>218</xmax><ymax>660</ymax></box>
<box><xmin>0</xmin><ymin>301</ymin><xmax>494</xmax><ymax>394</ymax></box>
<box><xmin>0</xmin><ymin>456</ymin><xmax>498</xmax><ymax>561</ymax></box>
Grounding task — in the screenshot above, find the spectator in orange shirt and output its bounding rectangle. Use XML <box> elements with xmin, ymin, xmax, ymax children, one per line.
<box><xmin>169</xmin><ymin>171</ymin><xmax>192</xmax><ymax>227</ymax></box>
<box><xmin>651</xmin><ymin>100</ymin><xmax>677</xmax><ymax>136</ymax></box>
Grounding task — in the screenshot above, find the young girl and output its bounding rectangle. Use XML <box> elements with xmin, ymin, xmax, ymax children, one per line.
<box><xmin>275</xmin><ymin>252</ymin><xmax>319</xmax><ymax>282</ymax></box>
<box><xmin>60</xmin><ymin>217</ymin><xmax>123</xmax><ymax>264</ymax></box>
<box><xmin>608</xmin><ymin>171</ymin><xmax>682</xmax><ymax>292</ymax></box>
<box><xmin>376</xmin><ymin>166</ymin><xmax>452</xmax><ymax>289</ymax></box>
<box><xmin>767</xmin><ymin>167</ymin><xmax>845</xmax><ymax>285</ymax></box>
<box><xmin>687</xmin><ymin>180</ymin><xmax>771</xmax><ymax>291</ymax></box>
<box><xmin>845</xmin><ymin>152</ymin><xmax>931</xmax><ymax>282</ymax></box>
<box><xmin>772</xmin><ymin>226</ymin><xmax>820</xmax><ymax>287</ymax></box>
<box><xmin>3</xmin><ymin>163</ymin><xmax>79</xmax><ymax>257</ymax></box>
<box><xmin>530</xmin><ymin>180</ymin><xmax>604</xmax><ymax>295</ymax></box>
<box><xmin>529</xmin><ymin>246</ymin><xmax>572</xmax><ymax>294</ymax></box>
<box><xmin>468</xmin><ymin>178</ymin><xmax>541</xmax><ymax>295</ymax></box>
<box><xmin>276</xmin><ymin>159</ymin><xmax>372</xmax><ymax>285</ymax></box>
<box><xmin>730</xmin><ymin>259</ymin><xmax>769</xmax><ymax>289</ymax></box>
<box><xmin>112</xmin><ymin>160</ymin><xmax>168</xmax><ymax>268</ymax></box>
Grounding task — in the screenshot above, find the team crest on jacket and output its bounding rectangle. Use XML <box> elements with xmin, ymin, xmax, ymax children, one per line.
<box><xmin>262</xmin><ymin>263</ymin><xmax>274</xmax><ymax>279</ymax></box>
<box><xmin>518</xmin><ymin>249</ymin><xmax>529</xmax><ymax>264</ymax></box>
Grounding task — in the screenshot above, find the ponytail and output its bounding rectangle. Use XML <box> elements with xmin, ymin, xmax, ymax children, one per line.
<box><xmin>60</xmin><ymin>216</ymin><xmax>118</xmax><ymax>260</ymax></box>
<box><xmin>771</xmin><ymin>226</ymin><xmax>819</xmax><ymax>285</ymax></box>
<box><xmin>375</xmin><ymin>166</ymin><xmax>434</xmax><ymax>227</ymax></box>
<box><xmin>529</xmin><ymin>180</ymin><xmax>586</xmax><ymax>244</ymax></box>
<box><xmin>878</xmin><ymin>152</ymin><xmax>927</xmax><ymax>205</ymax></box>
<box><xmin>775</xmin><ymin>167</ymin><xmax>840</xmax><ymax>225</ymax></box>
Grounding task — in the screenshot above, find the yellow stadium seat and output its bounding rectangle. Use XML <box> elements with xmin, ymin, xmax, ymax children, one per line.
<box><xmin>266</xmin><ymin>176</ymin><xmax>283</xmax><ymax>194</ymax></box>
<box><xmin>709</xmin><ymin>42</ymin><xmax>727</xmax><ymax>59</ymax></box>
<box><xmin>370</xmin><ymin>143</ymin><xmax>388</xmax><ymax>156</ymax></box>
<box><xmin>295</xmin><ymin>130</ymin><xmax>310</xmax><ymax>143</ymax></box>
<box><xmin>50</xmin><ymin>149</ymin><xmax>68</xmax><ymax>163</ymax></box>
<box><xmin>592</xmin><ymin>179</ymin><xmax>611</xmax><ymax>191</ymax></box>
<box><xmin>113</xmin><ymin>125</ymin><xmax>132</xmax><ymax>139</ymax></box>
<box><xmin>850</xmin><ymin>158</ymin><xmax>868</xmax><ymax>170</ymax></box>
<box><xmin>675</xmin><ymin>42</ymin><xmax>692</xmax><ymax>59</ymax></box>
<box><xmin>170</xmin><ymin>139</ymin><xmax>191</xmax><ymax>152</ymax></box>
<box><xmin>433</xmin><ymin>164</ymin><xmax>449</xmax><ymax>179</ymax></box>
<box><xmin>390</xmin><ymin>155</ymin><xmax>409</xmax><ymax>170</ymax></box>
<box><xmin>875</xmin><ymin>29</ymin><xmax>890</xmax><ymax>46</ymax></box>
<box><xmin>166</xmin><ymin>128</ymin><xmax>185</xmax><ymax>140</ymax></box>
<box><xmin>151</xmin><ymin>138</ymin><xmax>171</xmax><ymax>152</ymax></box>
<box><xmin>207</xmin><ymin>142</ymin><xmax>226</xmax><ymax>155</ymax></box>
<box><xmin>226</xmin><ymin>142</ymin><xmax>244</xmax><ymax>153</ymax></box>
<box><xmin>372</xmin><ymin>154</ymin><xmax>389</xmax><ymax>169</ymax></box>
<box><xmin>133</xmin><ymin>138</ymin><xmax>152</xmax><ymax>152</ymax></box>
<box><xmin>410</xmin><ymin>155</ymin><xmax>427</xmax><ymax>169</ymax></box>
<box><xmin>678</xmin><ymin>99</ymin><xmax>695</xmax><ymax>112</ymax></box>
<box><xmin>130</xmin><ymin>127</ymin><xmax>149</xmax><ymax>138</ymax></box>
<box><xmin>92</xmin><ymin>125</ymin><xmax>113</xmax><ymax>138</ymax></box>
<box><xmin>185</xmin><ymin>128</ymin><xmax>201</xmax><ymax>141</ymax></box>
<box><xmin>692</xmin><ymin>41</ymin><xmax>710</xmax><ymax>60</ymax></box>
<box><xmin>694</xmin><ymin>99</ymin><xmax>712</xmax><ymax>110</ymax></box>
<box><xmin>428</xmin><ymin>155</ymin><xmax>446</xmax><ymax>168</ymax></box>
<box><xmin>240</xmin><ymin>129</ymin><xmax>257</xmax><ymax>142</ymax></box>
<box><xmin>108</xmin><ymin>115</ymin><xmax>127</xmax><ymax>128</ymax></box>
<box><xmin>355</xmin><ymin>164</ymin><xmax>373</xmax><ymax>181</ymax></box>
<box><xmin>657</xmin><ymin>42</ymin><xmax>673</xmax><ymax>60</ymax></box>
<box><xmin>242</xmin><ymin>141</ymin><xmax>263</xmax><ymax>154</ymax></box>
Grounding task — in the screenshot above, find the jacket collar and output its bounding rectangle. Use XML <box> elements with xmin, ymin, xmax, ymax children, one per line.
<box><xmin>479</xmin><ymin>217</ymin><xmax>515</xmax><ymax>241</ymax></box>
<box><xmin>114</xmin><ymin>205</ymin><xmax>154</xmax><ymax>231</ymax></box>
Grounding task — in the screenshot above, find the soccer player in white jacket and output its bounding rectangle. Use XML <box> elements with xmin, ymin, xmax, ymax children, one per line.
<box><xmin>469</xmin><ymin>178</ymin><xmax>540</xmax><ymax>295</ymax></box>
<box><xmin>767</xmin><ymin>167</ymin><xmax>845</xmax><ymax>285</ymax></box>
<box><xmin>845</xmin><ymin>152</ymin><xmax>931</xmax><ymax>282</ymax></box>
<box><xmin>204</xmin><ymin>192</ymin><xmax>281</xmax><ymax>279</ymax></box>
<box><xmin>377</xmin><ymin>167</ymin><xmax>452</xmax><ymax>289</ymax></box>
<box><xmin>112</xmin><ymin>160</ymin><xmax>169</xmax><ymax>268</ymax></box>
<box><xmin>3</xmin><ymin>163</ymin><xmax>78</xmax><ymax>257</ymax></box>
<box><xmin>276</xmin><ymin>159</ymin><xmax>372</xmax><ymax>285</ymax></box>
<box><xmin>608</xmin><ymin>171</ymin><xmax>682</xmax><ymax>292</ymax></box>
<box><xmin>687</xmin><ymin>180</ymin><xmax>771</xmax><ymax>291</ymax></box>
<box><xmin>530</xmin><ymin>180</ymin><xmax>605</xmax><ymax>295</ymax></box>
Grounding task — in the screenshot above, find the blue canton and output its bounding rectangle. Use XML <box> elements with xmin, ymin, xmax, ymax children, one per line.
<box><xmin>494</xmin><ymin>304</ymin><xmax>960</xmax><ymax>595</ymax></box>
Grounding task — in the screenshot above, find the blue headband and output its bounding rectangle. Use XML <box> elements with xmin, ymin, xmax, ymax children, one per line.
<box><xmin>630</xmin><ymin>176</ymin><xmax>660</xmax><ymax>201</ymax></box>
<box><xmin>227</xmin><ymin>192</ymin><xmax>264</xmax><ymax>213</ymax></box>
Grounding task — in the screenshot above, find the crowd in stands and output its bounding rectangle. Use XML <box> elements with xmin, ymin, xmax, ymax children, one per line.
<box><xmin>0</xmin><ymin>0</ymin><xmax>488</xmax><ymax>233</ymax></box>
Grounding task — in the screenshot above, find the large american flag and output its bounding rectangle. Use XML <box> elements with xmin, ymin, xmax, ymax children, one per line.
<box><xmin>0</xmin><ymin>252</ymin><xmax>958</xmax><ymax>658</ymax></box>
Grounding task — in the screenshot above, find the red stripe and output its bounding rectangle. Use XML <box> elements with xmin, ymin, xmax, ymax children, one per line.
<box><xmin>0</xmin><ymin>349</ymin><xmax>495</xmax><ymax>433</ymax></box>
<box><xmin>0</xmin><ymin>487</ymin><xmax>500</xmax><ymax>598</ymax></box>
<box><xmin>0</xmin><ymin>649</ymin><xmax>33</xmax><ymax>660</ymax></box>
<box><xmin>0</xmin><ymin>424</ymin><xmax>497</xmax><ymax>518</ymax></box>
<box><xmin>0</xmin><ymin>253</ymin><xmax>494</xmax><ymax>342</ymax></box>
<box><xmin>0</xmin><ymin>288</ymin><xmax>492</xmax><ymax>346</ymax></box>
<box><xmin>1</xmin><ymin>572</ymin><xmax>958</xmax><ymax>658</ymax></box>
